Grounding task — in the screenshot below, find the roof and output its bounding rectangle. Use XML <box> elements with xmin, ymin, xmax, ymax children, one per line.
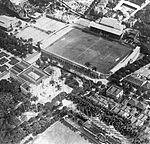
<box><xmin>0</xmin><ymin>15</ymin><xmax>18</xmax><ymax>28</ymax></box>
<box><xmin>125</xmin><ymin>75</ymin><xmax>146</xmax><ymax>87</ymax></box>
<box><xmin>128</xmin><ymin>99</ymin><xmax>146</xmax><ymax>110</ymax></box>
<box><xmin>18</xmin><ymin>66</ymin><xmax>48</xmax><ymax>85</ymax></box>
<box><xmin>11</xmin><ymin>60</ymin><xmax>31</xmax><ymax>75</ymax></box>
<box><xmin>143</xmin><ymin>82</ymin><xmax>150</xmax><ymax>91</ymax></box>
<box><xmin>89</xmin><ymin>17</ymin><xmax>124</xmax><ymax>36</ymax></box>
<box><xmin>137</xmin><ymin>102</ymin><xmax>146</xmax><ymax>110</ymax></box>
<box><xmin>21</xmin><ymin>82</ymin><xmax>30</xmax><ymax>91</ymax></box>
<box><xmin>122</xmin><ymin>1</ymin><xmax>141</xmax><ymax>9</ymax></box>
<box><xmin>128</xmin><ymin>98</ymin><xmax>137</xmax><ymax>106</ymax></box>
<box><xmin>107</xmin><ymin>85</ymin><xmax>123</xmax><ymax>97</ymax></box>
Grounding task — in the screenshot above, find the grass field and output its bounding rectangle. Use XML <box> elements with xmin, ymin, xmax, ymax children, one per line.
<box><xmin>16</xmin><ymin>26</ymin><xmax>49</xmax><ymax>44</ymax></box>
<box><xmin>33</xmin><ymin>16</ymin><xmax>66</xmax><ymax>32</ymax></box>
<box><xmin>45</xmin><ymin>28</ymin><xmax>131</xmax><ymax>74</ymax></box>
<box><xmin>33</xmin><ymin>121</ymin><xmax>91</xmax><ymax>144</ymax></box>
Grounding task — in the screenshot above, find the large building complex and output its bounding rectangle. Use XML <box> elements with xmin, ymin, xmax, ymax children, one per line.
<box><xmin>10</xmin><ymin>60</ymin><xmax>48</xmax><ymax>94</ymax></box>
<box><xmin>42</xmin><ymin>26</ymin><xmax>140</xmax><ymax>76</ymax></box>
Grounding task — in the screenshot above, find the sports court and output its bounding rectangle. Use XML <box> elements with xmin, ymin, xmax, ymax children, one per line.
<box><xmin>45</xmin><ymin>28</ymin><xmax>132</xmax><ymax>74</ymax></box>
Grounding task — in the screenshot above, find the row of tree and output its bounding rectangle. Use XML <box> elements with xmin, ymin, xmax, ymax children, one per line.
<box><xmin>67</xmin><ymin>91</ymin><xmax>138</xmax><ymax>139</ymax></box>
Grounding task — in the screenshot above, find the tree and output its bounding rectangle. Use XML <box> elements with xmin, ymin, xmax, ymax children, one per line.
<box><xmin>92</xmin><ymin>66</ymin><xmax>97</xmax><ymax>71</ymax></box>
<box><xmin>85</xmin><ymin>62</ymin><xmax>91</xmax><ymax>67</ymax></box>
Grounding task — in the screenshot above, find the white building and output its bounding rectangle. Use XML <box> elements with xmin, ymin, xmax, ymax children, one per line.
<box><xmin>0</xmin><ymin>15</ymin><xmax>20</xmax><ymax>31</ymax></box>
<box><xmin>113</xmin><ymin>0</ymin><xmax>141</xmax><ymax>21</ymax></box>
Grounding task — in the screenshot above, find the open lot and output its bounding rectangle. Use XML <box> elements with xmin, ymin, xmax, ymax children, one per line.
<box><xmin>45</xmin><ymin>28</ymin><xmax>131</xmax><ymax>74</ymax></box>
<box><xmin>33</xmin><ymin>16</ymin><xmax>66</xmax><ymax>32</ymax></box>
<box><xmin>33</xmin><ymin>121</ymin><xmax>91</xmax><ymax>144</ymax></box>
<box><xmin>16</xmin><ymin>26</ymin><xmax>49</xmax><ymax>44</ymax></box>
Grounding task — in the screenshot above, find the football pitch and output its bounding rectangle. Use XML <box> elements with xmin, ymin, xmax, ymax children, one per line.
<box><xmin>45</xmin><ymin>28</ymin><xmax>131</xmax><ymax>74</ymax></box>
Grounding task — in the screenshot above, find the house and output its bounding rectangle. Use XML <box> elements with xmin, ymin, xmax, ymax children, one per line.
<box><xmin>124</xmin><ymin>75</ymin><xmax>147</xmax><ymax>88</ymax></box>
<box><xmin>135</xmin><ymin>120</ymin><xmax>142</xmax><ymax>126</ymax></box>
<box><xmin>106</xmin><ymin>85</ymin><xmax>123</xmax><ymax>102</ymax></box>
<box><xmin>128</xmin><ymin>98</ymin><xmax>147</xmax><ymax>110</ymax></box>
<box><xmin>130</xmin><ymin>116</ymin><xmax>137</xmax><ymax>123</ymax></box>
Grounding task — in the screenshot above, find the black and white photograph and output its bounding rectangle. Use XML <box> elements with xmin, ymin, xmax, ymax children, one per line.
<box><xmin>0</xmin><ymin>0</ymin><xmax>150</xmax><ymax>144</ymax></box>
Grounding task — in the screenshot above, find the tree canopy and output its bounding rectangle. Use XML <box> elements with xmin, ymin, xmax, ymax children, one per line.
<box><xmin>134</xmin><ymin>4</ymin><xmax>150</xmax><ymax>37</ymax></box>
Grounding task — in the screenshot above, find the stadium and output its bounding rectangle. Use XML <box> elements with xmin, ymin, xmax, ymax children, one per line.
<box><xmin>43</xmin><ymin>26</ymin><xmax>138</xmax><ymax>75</ymax></box>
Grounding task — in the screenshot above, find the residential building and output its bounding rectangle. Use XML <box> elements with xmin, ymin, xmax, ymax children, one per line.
<box><xmin>106</xmin><ymin>85</ymin><xmax>123</xmax><ymax>102</ymax></box>
<box><xmin>124</xmin><ymin>75</ymin><xmax>147</xmax><ymax>88</ymax></box>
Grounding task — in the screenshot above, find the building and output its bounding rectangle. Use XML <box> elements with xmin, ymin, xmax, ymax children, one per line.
<box><xmin>10</xmin><ymin>60</ymin><xmax>48</xmax><ymax>94</ymax></box>
<box><xmin>42</xmin><ymin>25</ymin><xmax>137</xmax><ymax>76</ymax></box>
<box><xmin>0</xmin><ymin>15</ymin><xmax>20</xmax><ymax>31</ymax></box>
<box><xmin>106</xmin><ymin>85</ymin><xmax>123</xmax><ymax>102</ymax></box>
<box><xmin>127</xmin><ymin>98</ymin><xmax>147</xmax><ymax>110</ymax></box>
<box><xmin>88</xmin><ymin>17</ymin><xmax>125</xmax><ymax>39</ymax></box>
<box><xmin>134</xmin><ymin>63</ymin><xmax>150</xmax><ymax>81</ymax></box>
<box><xmin>24</xmin><ymin>52</ymin><xmax>41</xmax><ymax>64</ymax></box>
<box><xmin>18</xmin><ymin>66</ymin><xmax>48</xmax><ymax>85</ymax></box>
<box><xmin>124</xmin><ymin>75</ymin><xmax>147</xmax><ymax>88</ymax></box>
<box><xmin>114</xmin><ymin>0</ymin><xmax>141</xmax><ymax>21</ymax></box>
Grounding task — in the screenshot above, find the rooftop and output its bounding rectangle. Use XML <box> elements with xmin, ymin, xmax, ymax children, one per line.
<box><xmin>11</xmin><ymin>60</ymin><xmax>30</xmax><ymax>75</ymax></box>
<box><xmin>124</xmin><ymin>75</ymin><xmax>147</xmax><ymax>87</ymax></box>
<box><xmin>107</xmin><ymin>85</ymin><xmax>123</xmax><ymax>96</ymax></box>
<box><xmin>18</xmin><ymin>66</ymin><xmax>48</xmax><ymax>85</ymax></box>
<box><xmin>0</xmin><ymin>15</ymin><xmax>18</xmax><ymax>28</ymax></box>
<box><xmin>89</xmin><ymin>17</ymin><xmax>124</xmax><ymax>36</ymax></box>
<box><xmin>128</xmin><ymin>98</ymin><xmax>147</xmax><ymax>110</ymax></box>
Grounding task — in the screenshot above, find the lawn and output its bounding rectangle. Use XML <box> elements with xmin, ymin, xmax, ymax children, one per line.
<box><xmin>45</xmin><ymin>28</ymin><xmax>131</xmax><ymax>74</ymax></box>
<box><xmin>33</xmin><ymin>121</ymin><xmax>91</xmax><ymax>144</ymax></box>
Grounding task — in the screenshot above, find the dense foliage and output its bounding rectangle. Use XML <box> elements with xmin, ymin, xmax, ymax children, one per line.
<box><xmin>28</xmin><ymin>0</ymin><xmax>53</xmax><ymax>6</ymax></box>
<box><xmin>134</xmin><ymin>4</ymin><xmax>150</xmax><ymax>37</ymax></box>
<box><xmin>128</xmin><ymin>0</ymin><xmax>144</xmax><ymax>6</ymax></box>
<box><xmin>0</xmin><ymin>29</ymin><xmax>40</xmax><ymax>58</ymax></box>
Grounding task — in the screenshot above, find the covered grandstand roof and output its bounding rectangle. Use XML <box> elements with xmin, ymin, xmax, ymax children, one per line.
<box><xmin>89</xmin><ymin>17</ymin><xmax>125</xmax><ymax>36</ymax></box>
